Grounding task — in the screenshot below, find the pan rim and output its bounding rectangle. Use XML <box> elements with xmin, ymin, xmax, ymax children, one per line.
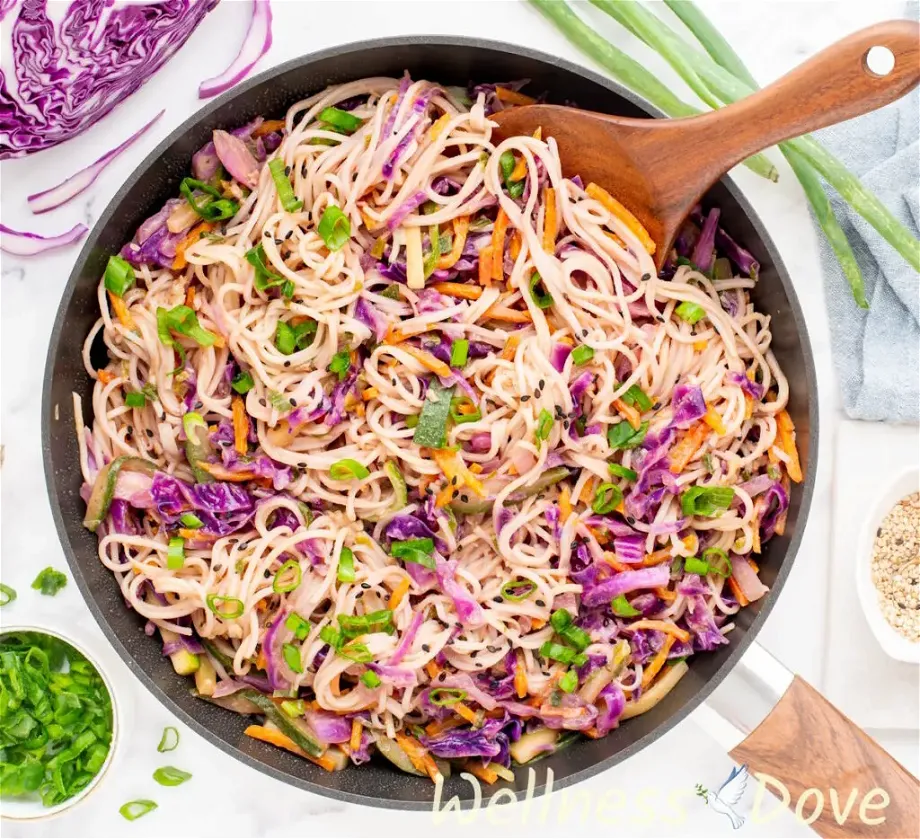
<box><xmin>41</xmin><ymin>33</ymin><xmax>818</xmax><ymax>811</ymax></box>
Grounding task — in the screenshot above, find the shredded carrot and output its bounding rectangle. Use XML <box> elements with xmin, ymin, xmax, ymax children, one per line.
<box><xmin>510</xmin><ymin>154</ymin><xmax>528</xmax><ymax>182</ymax></box>
<box><xmin>199</xmin><ymin>462</ymin><xmax>257</xmax><ymax>482</ymax></box>
<box><xmin>530</xmin><ymin>618</ymin><xmax>546</xmax><ymax>630</ymax></box>
<box><xmin>478</xmin><ymin>245</ymin><xmax>494</xmax><ymax>285</ymax></box>
<box><xmin>586</xmin><ymin>183</ymin><xmax>656</xmax><ymax>255</ymax></box>
<box><xmin>398</xmin><ymin>344</ymin><xmax>453</xmax><ymax>378</ymax></box>
<box><xmin>491</xmin><ymin>209</ymin><xmax>509</xmax><ymax>282</ymax></box>
<box><xmin>454</xmin><ymin>703</ymin><xmax>478</xmax><ymax>725</ymax></box>
<box><xmin>329</xmin><ymin>674</ymin><xmax>341</xmax><ymax>697</ymax></box>
<box><xmin>244</xmin><ymin>725</ymin><xmax>339</xmax><ymax>771</ymax></box>
<box><xmin>693</xmin><ymin>340</ymin><xmax>708</xmax><ymax>352</ymax></box>
<box><xmin>362</xmin><ymin>386</ymin><xmax>379</xmax><ymax>401</ymax></box>
<box><xmin>682</xmin><ymin>533</ymin><xmax>698</xmax><ymax>555</ymax></box>
<box><xmin>579</xmin><ymin>476</ymin><xmax>596</xmax><ymax>506</ymax></box>
<box><xmin>172</xmin><ymin>221</ymin><xmax>213</xmax><ymax>271</ymax></box>
<box><xmin>425</xmin><ymin>661</ymin><xmax>441</xmax><ymax>680</ymax></box>
<box><xmin>669</xmin><ymin>422</ymin><xmax>709</xmax><ymax>474</ymax></box>
<box><xmin>256</xmin><ymin>650</ymin><xmax>267</xmax><ymax>670</ymax></box>
<box><xmin>463</xmin><ymin>760</ymin><xmax>499</xmax><ymax>785</ymax></box>
<box><xmin>748</xmin><ymin>559</ymin><xmax>760</xmax><ymax>573</ymax></box>
<box><xmin>703</xmin><ymin>406</ymin><xmax>726</xmax><ymax>436</ymax></box>
<box><xmin>482</xmin><ymin>303</ymin><xmax>532</xmax><ymax>323</ymax></box>
<box><xmin>641</xmin><ymin>635</ymin><xmax>675</xmax><ymax>689</ymax></box>
<box><xmin>252</xmin><ymin>119</ymin><xmax>286</xmax><ymax>137</ymax></box>
<box><xmin>429</xmin><ymin>113</ymin><xmax>451</xmax><ymax>142</ymax></box>
<box><xmin>350</xmin><ymin>719</ymin><xmax>363</xmax><ymax>752</ymax></box>
<box><xmin>654</xmin><ymin>586</ymin><xmax>677</xmax><ymax>603</ymax></box>
<box><xmin>602</xmin><ymin>552</ymin><xmax>630</xmax><ymax>573</ymax></box>
<box><xmin>500</xmin><ymin>334</ymin><xmax>520</xmax><ymax>361</ymax></box>
<box><xmin>468</xmin><ymin>463</ymin><xmax>483</xmax><ymax>475</ymax></box>
<box><xmin>432</xmin><ymin>448</ymin><xmax>486</xmax><ymax>498</ymax></box>
<box><xmin>514</xmin><ymin>652</ymin><xmax>528</xmax><ymax>698</ymax></box>
<box><xmin>394</xmin><ymin>732</ymin><xmax>441</xmax><ymax>783</ymax></box>
<box><xmin>179</xmin><ymin>528</ymin><xmax>218</xmax><ymax>541</ymax></box>
<box><xmin>437</xmin><ymin>216</ymin><xmax>470</xmax><ymax>269</ymax></box>
<box><xmin>614</xmin><ymin>398</ymin><xmax>642</xmax><ymax>430</ymax></box>
<box><xmin>629</xmin><ymin>620</ymin><xmax>691</xmax><ymax>643</ymax></box>
<box><xmin>728</xmin><ymin>576</ymin><xmax>750</xmax><ymax>608</ymax></box>
<box><xmin>232</xmin><ymin>395</ymin><xmax>248</xmax><ymax>456</ymax></box>
<box><xmin>744</xmin><ymin>394</ymin><xmax>754</xmax><ymax>420</ymax></box>
<box><xmin>388</xmin><ymin>576</ymin><xmax>411</xmax><ymax>610</ymax></box>
<box><xmin>431</xmin><ymin>281</ymin><xmax>483</xmax><ymax>300</ymax></box>
<box><xmin>509</xmin><ymin>230</ymin><xmax>522</xmax><ymax>261</ymax></box>
<box><xmin>495</xmin><ymin>87</ymin><xmax>536</xmax><ymax>106</ymax></box>
<box><xmin>532</xmin><ymin>126</ymin><xmax>543</xmax><ymax>140</ymax></box>
<box><xmin>425</xmin><ymin>716</ymin><xmax>465</xmax><ymax>737</ymax></box>
<box><xmin>543</xmin><ymin>187</ymin><xmax>557</xmax><ymax>253</ymax></box>
<box><xmin>558</xmin><ymin>487</ymin><xmax>573</xmax><ymax>522</ymax></box>
<box><xmin>776</xmin><ymin>410</ymin><xmax>803</xmax><ymax>483</ymax></box>
<box><xmin>185</xmin><ymin>284</ymin><xmax>196</xmax><ymax>307</ymax></box>
<box><xmin>108</xmin><ymin>291</ymin><xmax>136</xmax><ymax>330</ymax></box>
<box><xmin>751</xmin><ymin>498</ymin><xmax>764</xmax><ymax>555</ymax></box>
<box><xmin>97</xmin><ymin>369</ymin><xmax>115</xmax><ymax>385</ymax></box>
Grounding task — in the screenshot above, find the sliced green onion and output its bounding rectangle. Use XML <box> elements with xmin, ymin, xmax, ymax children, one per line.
<box><xmin>231</xmin><ymin>370</ymin><xmax>254</xmax><ymax>394</ymax></box>
<box><xmin>0</xmin><ymin>583</ymin><xmax>16</xmax><ymax>607</ymax></box>
<box><xmin>167</xmin><ymin>537</ymin><xmax>185</xmax><ymax>570</ymax></box>
<box><xmin>611</xmin><ymin>594</ymin><xmax>641</xmax><ymax>617</ymax></box>
<box><xmin>550</xmin><ymin>608</ymin><xmax>573</xmax><ymax>632</ymax></box>
<box><xmin>684</xmin><ymin>556</ymin><xmax>710</xmax><ymax>575</ymax></box>
<box><xmin>337</xmin><ymin>547</ymin><xmax>355</xmax><ymax>583</ymax></box>
<box><xmin>535</xmin><ymin>408</ymin><xmax>553</xmax><ymax>443</ymax></box>
<box><xmin>429</xmin><ymin>688</ymin><xmax>467</xmax><ymax>706</ymax></box>
<box><xmin>561</xmin><ymin>624</ymin><xmax>591</xmax><ymax>652</ymax></box>
<box><xmin>319</xmin><ymin>625</ymin><xmax>342</xmax><ymax>649</ymax></box>
<box><xmin>156</xmin><ymin>305</ymin><xmax>219</xmax><ymax>348</ymax></box>
<box><xmin>120</xmin><ymin>800</ymin><xmax>158</xmax><ymax>821</ymax></box>
<box><xmin>528</xmin><ymin>271</ymin><xmax>553</xmax><ymax>309</ymax></box>
<box><xmin>501</xmin><ymin>579</ymin><xmax>537</xmax><ymax>602</ymax></box>
<box><xmin>449</xmin><ymin>396</ymin><xmax>482</xmax><ymax>424</ymax></box>
<box><xmin>384</xmin><ymin>461</ymin><xmax>408</xmax><ymax>510</ymax></box>
<box><xmin>245</xmin><ymin>243</ymin><xmax>289</xmax><ymax>295</ymax></box>
<box><xmin>152</xmin><ymin>766</ymin><xmax>192</xmax><ymax>787</ymax></box>
<box><xmin>157</xmin><ymin>726</ymin><xmax>179</xmax><ymax>753</ymax></box>
<box><xmin>621</xmin><ymin>383</ymin><xmax>653</xmax><ymax>412</ymax></box>
<box><xmin>267</xmin><ymin>390</ymin><xmax>293</xmax><ymax>414</ymax></box>
<box><xmin>281</xmin><ymin>699</ymin><xmax>306</xmax><ymax>718</ymax></box>
<box><xmin>327</xmin><ymin>349</ymin><xmax>351</xmax><ymax>380</ymax></box>
<box><xmin>272</xmin><ymin>559</ymin><xmax>302</xmax><ymax>593</ymax></box>
<box><xmin>607</xmin><ymin>420</ymin><xmax>649</xmax><ymax>450</ymax></box>
<box><xmin>571</xmin><ymin>344</ymin><xmax>594</xmax><ymax>366</ymax></box>
<box><xmin>558</xmin><ymin>671</ymin><xmax>578</xmax><ymax>693</ymax></box>
<box><xmin>381</xmin><ymin>283</ymin><xmax>401</xmax><ymax>300</ymax></box>
<box><xmin>31</xmin><ymin>567</ymin><xmax>67</xmax><ymax>596</ymax></box>
<box><xmin>608</xmin><ymin>463</ymin><xmax>638</xmax><ymax>481</ymax></box>
<box><xmin>285</xmin><ymin>612</ymin><xmax>310</xmax><ymax>640</ymax></box>
<box><xmin>275</xmin><ymin>322</ymin><xmax>296</xmax><ymax>355</ymax></box>
<box><xmin>499</xmin><ymin>150</ymin><xmax>515</xmax><ymax>181</ymax></box>
<box><xmin>450</xmin><ymin>339</ymin><xmax>469</xmax><ymax>368</ymax></box>
<box><xmin>267</xmin><ymin>158</ymin><xmax>303</xmax><ymax>213</ymax></box>
<box><xmin>423</xmin><ymin>220</ymin><xmax>441</xmax><ymax>279</ymax></box>
<box><xmin>413</xmin><ymin>380</ymin><xmax>455</xmax><ymax>449</ymax></box>
<box><xmin>507</xmin><ymin>179</ymin><xmax>525</xmax><ymax>199</ymax></box>
<box><xmin>675</xmin><ymin>301</ymin><xmax>706</xmax><ymax>324</ymax></box>
<box><xmin>104</xmin><ymin>255</ymin><xmax>135</xmax><ymax>298</ymax></box>
<box><xmin>539</xmin><ymin>641</ymin><xmax>578</xmax><ymax>664</ymax></box>
<box><xmin>340</xmin><ymin>641</ymin><xmax>373</xmax><ymax>663</ymax></box>
<box><xmin>702</xmin><ymin>547</ymin><xmax>733</xmax><ymax>577</ymax></box>
<box><xmin>394</xmin><ymin>548</ymin><xmax>436</xmax><ymax>570</ymax></box>
<box><xmin>680</xmin><ymin>485</ymin><xmax>735</xmax><ymax>517</ymax></box>
<box><xmin>391</xmin><ymin>537</ymin><xmax>434</xmax><ymax>556</ymax></box>
<box><xmin>318</xmin><ymin>106</ymin><xmax>363</xmax><ymax>134</ymax></box>
<box><xmin>592</xmin><ymin>482</ymin><xmax>623</xmax><ymax>514</ymax></box>
<box><xmin>330</xmin><ymin>458</ymin><xmax>370</xmax><ymax>481</ymax></box>
<box><xmin>125</xmin><ymin>391</ymin><xmax>146</xmax><ymax>408</ymax></box>
<box><xmin>180</xmin><ymin>177</ymin><xmax>239</xmax><ymax>221</ymax></box>
<box><xmin>317</xmin><ymin>206</ymin><xmax>351</xmax><ymax>251</ymax></box>
<box><xmin>291</xmin><ymin>319</ymin><xmax>317</xmax><ymax>350</ymax></box>
<box><xmin>180</xmin><ymin>512</ymin><xmax>204</xmax><ymax>529</ymax></box>
<box><xmin>282</xmin><ymin>643</ymin><xmax>303</xmax><ymax>673</ymax></box>
<box><xmin>338</xmin><ymin>610</ymin><xmax>394</xmax><ymax>639</ymax></box>
<box><xmin>360</xmin><ymin>670</ymin><xmax>382</xmax><ymax>688</ymax></box>
<box><xmin>205</xmin><ymin>594</ymin><xmax>244</xmax><ymax>620</ymax></box>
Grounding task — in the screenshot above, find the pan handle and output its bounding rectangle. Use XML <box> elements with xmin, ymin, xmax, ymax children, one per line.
<box><xmin>694</xmin><ymin>642</ymin><xmax>919</xmax><ymax>838</ymax></box>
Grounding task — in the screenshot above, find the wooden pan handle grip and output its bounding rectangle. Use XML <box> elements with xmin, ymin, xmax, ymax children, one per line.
<box><xmin>730</xmin><ymin>676</ymin><xmax>919</xmax><ymax>838</ymax></box>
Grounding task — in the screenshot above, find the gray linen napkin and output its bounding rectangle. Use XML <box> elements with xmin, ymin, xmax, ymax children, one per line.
<box><xmin>813</xmin><ymin>60</ymin><xmax>919</xmax><ymax>423</ymax></box>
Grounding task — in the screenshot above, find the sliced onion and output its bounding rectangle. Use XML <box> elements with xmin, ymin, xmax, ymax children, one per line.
<box><xmin>0</xmin><ymin>223</ymin><xmax>88</xmax><ymax>256</ymax></box>
<box><xmin>26</xmin><ymin>111</ymin><xmax>165</xmax><ymax>214</ymax></box>
<box><xmin>731</xmin><ymin>555</ymin><xmax>769</xmax><ymax>603</ymax></box>
<box><xmin>198</xmin><ymin>0</ymin><xmax>273</xmax><ymax>99</ymax></box>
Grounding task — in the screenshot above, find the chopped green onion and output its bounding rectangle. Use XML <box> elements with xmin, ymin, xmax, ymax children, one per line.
<box><xmin>180</xmin><ymin>512</ymin><xmax>203</xmax><ymax>529</ymax></box>
<box><xmin>561</xmin><ymin>624</ymin><xmax>591</xmax><ymax>652</ymax></box>
<box><xmin>550</xmin><ymin>608</ymin><xmax>572</xmax><ymax>632</ymax></box>
<box><xmin>384</xmin><ymin>461</ymin><xmax>408</xmax><ymax>510</ymax></box>
<box><xmin>381</xmin><ymin>283</ymin><xmax>401</xmax><ymax>300</ymax></box>
<box><xmin>608</xmin><ymin>420</ymin><xmax>649</xmax><ymax>450</ymax></box>
<box><xmin>499</xmin><ymin>151</ymin><xmax>515</xmax><ymax>181</ymax></box>
<box><xmin>273</xmin><ymin>559</ymin><xmax>302</xmax><ymax>593</ymax></box>
<box><xmin>140</xmin><ymin>382</ymin><xmax>159</xmax><ymax>402</ymax></box>
<box><xmin>275</xmin><ymin>322</ymin><xmax>296</xmax><ymax>355</ymax></box>
<box><xmin>340</xmin><ymin>641</ymin><xmax>373</xmax><ymax>663</ymax></box>
<box><xmin>245</xmin><ymin>243</ymin><xmax>290</xmax><ymax>295</ymax></box>
<box><xmin>157</xmin><ymin>726</ymin><xmax>179</xmax><ymax>753</ymax></box>
<box><xmin>318</xmin><ymin>107</ymin><xmax>363</xmax><ymax>134</ymax></box>
<box><xmin>535</xmin><ymin>408</ymin><xmax>553</xmax><ymax>443</ymax></box>
<box><xmin>558</xmin><ymin>671</ymin><xmax>578</xmax><ymax>693</ymax></box>
<box><xmin>391</xmin><ymin>538</ymin><xmax>434</xmax><ymax>556</ymax></box>
<box><xmin>267</xmin><ymin>158</ymin><xmax>303</xmax><ymax>213</ymax></box>
<box><xmin>285</xmin><ymin>612</ymin><xmax>310</xmax><ymax>640</ymax></box>
<box><xmin>327</xmin><ymin>349</ymin><xmax>351</xmax><ymax>380</ymax></box>
<box><xmin>508</xmin><ymin>179</ymin><xmax>525</xmax><ymax>199</ymax></box>
<box><xmin>125</xmin><ymin>391</ymin><xmax>147</xmax><ymax>408</ymax></box>
<box><xmin>449</xmin><ymin>396</ymin><xmax>482</xmax><ymax>424</ymax></box>
<box><xmin>571</xmin><ymin>344</ymin><xmax>594</xmax><ymax>366</ymax></box>
<box><xmin>268</xmin><ymin>390</ymin><xmax>293</xmax><ymax>414</ymax></box>
<box><xmin>394</xmin><ymin>548</ymin><xmax>436</xmax><ymax>570</ymax></box>
<box><xmin>167</xmin><ymin>537</ymin><xmax>185</xmax><ymax>570</ymax></box>
<box><xmin>621</xmin><ymin>384</ymin><xmax>653</xmax><ymax>412</ymax></box>
<box><xmin>501</xmin><ymin>579</ymin><xmax>537</xmax><ymax>602</ymax></box>
<box><xmin>608</xmin><ymin>463</ymin><xmax>638</xmax><ymax>481</ymax></box>
<box><xmin>156</xmin><ymin>305</ymin><xmax>219</xmax><ymax>348</ymax></box>
<box><xmin>405</xmin><ymin>414</ymin><xmax>419</xmax><ymax>429</ymax></box>
<box><xmin>282</xmin><ymin>643</ymin><xmax>303</xmax><ymax>673</ymax></box>
<box><xmin>319</xmin><ymin>625</ymin><xmax>342</xmax><ymax>649</ymax></box>
<box><xmin>120</xmin><ymin>800</ymin><xmax>158</xmax><ymax>821</ymax></box>
<box><xmin>423</xmin><ymin>220</ymin><xmax>441</xmax><ymax>279</ymax></box>
<box><xmin>231</xmin><ymin>370</ymin><xmax>254</xmax><ymax>394</ymax></box>
<box><xmin>0</xmin><ymin>583</ymin><xmax>16</xmax><ymax>606</ymax></box>
<box><xmin>329</xmin><ymin>458</ymin><xmax>369</xmax><ymax>481</ymax></box>
<box><xmin>675</xmin><ymin>301</ymin><xmax>706</xmax><ymax>324</ymax></box>
<box><xmin>338</xmin><ymin>610</ymin><xmax>394</xmax><ymax>639</ymax></box>
<box><xmin>152</xmin><ymin>766</ymin><xmax>192</xmax><ymax>787</ymax></box>
<box><xmin>413</xmin><ymin>380</ymin><xmax>455</xmax><ymax>449</ymax></box>
<box><xmin>281</xmin><ymin>699</ymin><xmax>306</xmax><ymax>718</ymax></box>
<box><xmin>360</xmin><ymin>670</ymin><xmax>382</xmax><ymax>688</ymax></box>
<box><xmin>680</xmin><ymin>485</ymin><xmax>735</xmax><ymax>517</ymax></box>
<box><xmin>528</xmin><ymin>271</ymin><xmax>553</xmax><ymax>309</ymax></box>
<box><xmin>205</xmin><ymin>594</ymin><xmax>244</xmax><ymax>620</ymax></box>
<box><xmin>31</xmin><ymin>567</ymin><xmax>67</xmax><ymax>596</ymax></box>
<box><xmin>429</xmin><ymin>688</ymin><xmax>467</xmax><ymax>706</ymax></box>
<box><xmin>611</xmin><ymin>594</ymin><xmax>641</xmax><ymax>617</ymax></box>
<box><xmin>702</xmin><ymin>547</ymin><xmax>732</xmax><ymax>577</ymax></box>
<box><xmin>179</xmin><ymin>177</ymin><xmax>239</xmax><ymax>221</ymax></box>
<box><xmin>766</xmin><ymin>464</ymin><xmax>782</xmax><ymax>481</ymax></box>
<box><xmin>317</xmin><ymin>205</ymin><xmax>351</xmax><ymax>251</ymax></box>
<box><xmin>592</xmin><ymin>482</ymin><xmax>623</xmax><ymax>514</ymax></box>
<box><xmin>337</xmin><ymin>547</ymin><xmax>355</xmax><ymax>583</ymax></box>
<box><xmin>450</xmin><ymin>339</ymin><xmax>469</xmax><ymax>368</ymax></box>
<box><xmin>684</xmin><ymin>556</ymin><xmax>710</xmax><ymax>575</ymax></box>
<box><xmin>539</xmin><ymin>641</ymin><xmax>578</xmax><ymax>664</ymax></box>
<box><xmin>104</xmin><ymin>255</ymin><xmax>135</xmax><ymax>298</ymax></box>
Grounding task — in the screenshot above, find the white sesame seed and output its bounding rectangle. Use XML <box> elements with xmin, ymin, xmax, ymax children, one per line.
<box><xmin>871</xmin><ymin>491</ymin><xmax>920</xmax><ymax>642</ymax></box>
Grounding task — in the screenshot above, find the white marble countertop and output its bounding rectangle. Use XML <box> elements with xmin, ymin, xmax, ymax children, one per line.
<box><xmin>1</xmin><ymin>1</ymin><xmax>917</xmax><ymax>837</ymax></box>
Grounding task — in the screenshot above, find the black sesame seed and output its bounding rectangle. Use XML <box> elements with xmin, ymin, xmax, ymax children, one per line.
<box><xmin>356</xmin><ymin>591</ymin><xmax>364</xmax><ymax>599</ymax></box>
<box><xmin>285</xmin><ymin>231</ymin><xmax>294</xmax><ymax>240</ymax></box>
<box><xmin>259</xmin><ymin>398</ymin><xmax>267</xmax><ymax>407</ymax></box>
<box><xmin>451</xmin><ymin>476</ymin><xmax>458</xmax><ymax>486</ymax></box>
<box><xmin>626</xmin><ymin>516</ymin><xmax>636</xmax><ymax>525</ymax></box>
<box><xmin>301</xmin><ymin>163</ymin><xmax>308</xmax><ymax>177</ymax></box>
<box><xmin>452</xmin><ymin>490</ymin><xmax>459</xmax><ymax>499</ymax></box>
<box><xmin>284</xmin><ymin>165</ymin><xmax>291</xmax><ymax>177</ymax></box>
<box><xmin>213</xmin><ymin>564</ymin><xmax>222</xmax><ymax>572</ymax></box>
<box><xmin>539</xmin><ymin>379</ymin><xmax>545</xmax><ymax>389</ymax></box>
<box><xmin>563</xmin><ymin>420</ymin><xmax>570</xmax><ymax>429</ymax></box>
<box><xmin>126</xmin><ymin>426</ymin><xmax>133</xmax><ymax>435</ymax></box>
<box><xmin>581</xmin><ymin>329</ymin><xmax>588</xmax><ymax>337</ymax></box>
<box><xmin>361</xmin><ymin>582</ymin><xmax>371</xmax><ymax>589</ymax></box>
<box><xmin>470</xmin><ymin>650</ymin><xmax>477</xmax><ymax>658</ymax></box>
<box><xmin>264</xmin><ymin>570</ymin><xmax>271</xmax><ymax>578</ymax></box>
<box><xmin>195</xmin><ymin>401</ymin><xmax>203</xmax><ymax>410</ymax></box>
<box><xmin>299</xmin><ymin>462</ymin><xmax>307</xmax><ymax>468</ymax></box>
<box><xmin>476</xmin><ymin>662</ymin><xmax>484</xmax><ymax>668</ymax></box>
<box><xmin>460</xmin><ymin>494</ymin><xmax>469</xmax><ymax>502</ymax></box>
<box><xmin>438</xmin><ymin>672</ymin><xmax>447</xmax><ymax>681</ymax></box>
<box><xmin>422</xmin><ymin>643</ymin><xmax>431</xmax><ymax>652</ymax></box>
<box><xmin>284</xmin><ymin>361</ymin><xmax>291</xmax><ymax>368</ymax></box>
<box><xmin>534</xmin><ymin>390</ymin><xmax>542</xmax><ymax>399</ymax></box>
<box><xmin>521</xmin><ymin>395</ymin><xmax>531</xmax><ymax>402</ymax></box>
<box><xmin>264</xmin><ymin>231</ymin><xmax>270</xmax><ymax>237</ymax></box>
<box><xmin>535</xmin><ymin>599</ymin><xmax>545</xmax><ymax>607</ymax></box>
<box><xmin>486</xmin><ymin>645</ymin><xmax>499</xmax><ymax>653</ymax></box>
<box><xmin>391</xmin><ymin>377</ymin><xmax>398</xmax><ymax>386</ymax></box>
<box><xmin>641</xmin><ymin>272</ymin><xmax>651</xmax><ymax>281</ymax></box>
<box><xmin>492</xmin><ymin>596</ymin><xmax>503</xmax><ymax>603</ymax></box>
<box><xmin>290</xmin><ymin>399</ymin><xmax>298</xmax><ymax>407</ymax></box>
<box><xmin>652</xmin><ymin>402</ymin><xmax>661</xmax><ymax>410</ymax></box>
<box><xmin>275</xmin><ymin>238</ymin><xmax>283</xmax><ymax>246</ymax></box>
<box><xmin>145</xmin><ymin>429</ymin><xmax>154</xmax><ymax>438</ymax></box>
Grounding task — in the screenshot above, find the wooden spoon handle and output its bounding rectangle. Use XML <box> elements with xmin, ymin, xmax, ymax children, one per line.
<box><xmin>696</xmin><ymin>19</ymin><xmax>920</xmax><ymax>171</ymax></box>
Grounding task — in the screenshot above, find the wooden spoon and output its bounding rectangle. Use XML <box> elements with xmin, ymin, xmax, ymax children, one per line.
<box><xmin>491</xmin><ymin>20</ymin><xmax>920</xmax><ymax>269</ymax></box>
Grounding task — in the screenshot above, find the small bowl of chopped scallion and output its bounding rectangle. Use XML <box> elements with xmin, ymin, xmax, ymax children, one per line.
<box><xmin>0</xmin><ymin>627</ymin><xmax>118</xmax><ymax>820</ymax></box>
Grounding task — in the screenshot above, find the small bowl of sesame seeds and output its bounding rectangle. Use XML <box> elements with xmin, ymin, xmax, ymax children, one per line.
<box><xmin>856</xmin><ymin>469</ymin><xmax>920</xmax><ymax>664</ymax></box>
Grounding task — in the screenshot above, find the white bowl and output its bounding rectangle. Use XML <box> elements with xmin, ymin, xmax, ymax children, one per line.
<box><xmin>855</xmin><ymin>469</ymin><xmax>920</xmax><ymax>665</ymax></box>
<box><xmin>0</xmin><ymin>626</ymin><xmax>120</xmax><ymax>821</ymax></box>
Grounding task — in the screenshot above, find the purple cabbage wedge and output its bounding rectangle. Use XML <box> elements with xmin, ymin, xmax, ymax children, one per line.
<box><xmin>671</xmin><ymin>383</ymin><xmax>707</xmax><ymax>428</ymax></box>
<box><xmin>581</xmin><ymin>566</ymin><xmax>670</xmax><ymax>608</ymax></box>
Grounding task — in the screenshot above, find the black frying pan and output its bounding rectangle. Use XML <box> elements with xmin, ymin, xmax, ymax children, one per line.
<box><xmin>42</xmin><ymin>37</ymin><xmax>817</xmax><ymax>810</ymax></box>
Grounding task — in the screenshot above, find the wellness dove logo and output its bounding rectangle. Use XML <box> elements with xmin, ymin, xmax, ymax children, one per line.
<box><xmin>695</xmin><ymin>764</ymin><xmax>749</xmax><ymax>830</ymax></box>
